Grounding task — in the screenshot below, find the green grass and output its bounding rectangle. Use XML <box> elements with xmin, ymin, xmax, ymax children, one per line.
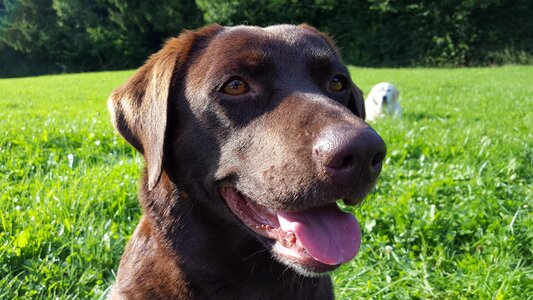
<box><xmin>1</xmin><ymin>66</ymin><xmax>531</xmax><ymax>299</ymax></box>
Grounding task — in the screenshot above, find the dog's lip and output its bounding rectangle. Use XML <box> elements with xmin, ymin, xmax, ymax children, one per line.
<box><xmin>218</xmin><ymin>185</ymin><xmax>361</xmax><ymax>271</ymax></box>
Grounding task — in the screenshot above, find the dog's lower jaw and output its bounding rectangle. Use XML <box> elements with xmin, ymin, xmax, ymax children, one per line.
<box><xmin>271</xmin><ymin>244</ymin><xmax>339</xmax><ymax>277</ymax></box>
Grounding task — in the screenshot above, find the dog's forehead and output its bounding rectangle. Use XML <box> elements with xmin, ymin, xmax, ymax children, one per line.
<box><xmin>376</xmin><ymin>83</ymin><xmax>392</xmax><ymax>91</ymax></box>
<box><xmin>208</xmin><ymin>25</ymin><xmax>335</xmax><ymax>61</ymax></box>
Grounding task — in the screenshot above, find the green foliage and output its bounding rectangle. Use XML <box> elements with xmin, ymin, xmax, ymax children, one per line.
<box><xmin>0</xmin><ymin>66</ymin><xmax>531</xmax><ymax>298</ymax></box>
<box><xmin>93</xmin><ymin>0</ymin><xmax>203</xmax><ymax>69</ymax></box>
<box><xmin>0</xmin><ymin>0</ymin><xmax>61</xmax><ymax>57</ymax></box>
<box><xmin>0</xmin><ymin>0</ymin><xmax>532</xmax><ymax>76</ymax></box>
<box><xmin>0</xmin><ymin>0</ymin><xmax>203</xmax><ymax>75</ymax></box>
<box><xmin>197</xmin><ymin>0</ymin><xmax>533</xmax><ymax>67</ymax></box>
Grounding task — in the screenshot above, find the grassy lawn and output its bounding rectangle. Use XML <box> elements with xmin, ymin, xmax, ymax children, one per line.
<box><xmin>1</xmin><ymin>65</ymin><xmax>531</xmax><ymax>299</ymax></box>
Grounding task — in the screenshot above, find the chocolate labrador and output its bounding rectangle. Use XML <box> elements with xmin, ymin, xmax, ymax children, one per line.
<box><xmin>107</xmin><ymin>24</ymin><xmax>386</xmax><ymax>299</ymax></box>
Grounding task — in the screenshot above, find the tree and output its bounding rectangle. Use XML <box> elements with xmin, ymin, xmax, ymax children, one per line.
<box><xmin>0</xmin><ymin>0</ymin><xmax>203</xmax><ymax>75</ymax></box>
<box><xmin>1</xmin><ymin>0</ymin><xmax>64</xmax><ymax>61</ymax></box>
<box><xmin>0</xmin><ymin>0</ymin><xmax>531</xmax><ymax>77</ymax></box>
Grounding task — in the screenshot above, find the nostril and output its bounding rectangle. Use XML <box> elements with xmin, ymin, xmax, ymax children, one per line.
<box><xmin>315</xmin><ymin>148</ymin><xmax>355</xmax><ymax>170</ymax></box>
<box><xmin>313</xmin><ymin>126</ymin><xmax>386</xmax><ymax>185</ymax></box>
<box><xmin>371</xmin><ymin>151</ymin><xmax>386</xmax><ymax>172</ymax></box>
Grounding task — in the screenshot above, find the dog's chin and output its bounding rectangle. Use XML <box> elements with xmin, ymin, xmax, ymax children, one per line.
<box><xmin>218</xmin><ymin>186</ymin><xmax>362</xmax><ymax>277</ymax></box>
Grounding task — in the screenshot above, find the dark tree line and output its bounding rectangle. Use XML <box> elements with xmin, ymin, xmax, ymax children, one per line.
<box><xmin>1</xmin><ymin>0</ymin><xmax>531</xmax><ymax>77</ymax></box>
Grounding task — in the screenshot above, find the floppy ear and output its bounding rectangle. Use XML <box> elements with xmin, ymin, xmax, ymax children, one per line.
<box><xmin>348</xmin><ymin>84</ymin><xmax>366</xmax><ymax>120</ymax></box>
<box><xmin>393</xmin><ymin>87</ymin><xmax>400</xmax><ymax>100</ymax></box>
<box><xmin>108</xmin><ymin>24</ymin><xmax>223</xmax><ymax>190</ymax></box>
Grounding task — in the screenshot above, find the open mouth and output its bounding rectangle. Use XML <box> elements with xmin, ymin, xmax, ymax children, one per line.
<box><xmin>219</xmin><ymin>186</ymin><xmax>361</xmax><ymax>273</ymax></box>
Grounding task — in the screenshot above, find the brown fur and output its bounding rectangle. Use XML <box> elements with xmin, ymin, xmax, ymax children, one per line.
<box><xmin>108</xmin><ymin>24</ymin><xmax>385</xmax><ymax>299</ymax></box>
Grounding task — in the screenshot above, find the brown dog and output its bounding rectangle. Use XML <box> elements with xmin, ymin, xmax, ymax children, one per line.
<box><xmin>108</xmin><ymin>24</ymin><xmax>386</xmax><ymax>299</ymax></box>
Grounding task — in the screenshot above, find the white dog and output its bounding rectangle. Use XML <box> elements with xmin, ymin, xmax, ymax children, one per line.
<box><xmin>365</xmin><ymin>82</ymin><xmax>401</xmax><ymax>121</ymax></box>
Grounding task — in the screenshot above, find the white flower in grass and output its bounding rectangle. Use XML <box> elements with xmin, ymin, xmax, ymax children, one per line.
<box><xmin>47</xmin><ymin>153</ymin><xmax>55</xmax><ymax>166</ymax></box>
<box><xmin>95</xmin><ymin>140</ymin><xmax>101</xmax><ymax>146</ymax></box>
<box><xmin>67</xmin><ymin>153</ymin><xmax>74</xmax><ymax>168</ymax></box>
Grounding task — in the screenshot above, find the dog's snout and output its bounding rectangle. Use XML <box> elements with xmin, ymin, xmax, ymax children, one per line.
<box><xmin>382</xmin><ymin>95</ymin><xmax>388</xmax><ymax>104</ymax></box>
<box><xmin>313</xmin><ymin>126</ymin><xmax>386</xmax><ymax>185</ymax></box>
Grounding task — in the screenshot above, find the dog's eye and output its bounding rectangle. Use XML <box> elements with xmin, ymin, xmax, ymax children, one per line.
<box><xmin>221</xmin><ymin>78</ymin><xmax>249</xmax><ymax>96</ymax></box>
<box><xmin>329</xmin><ymin>75</ymin><xmax>346</xmax><ymax>92</ymax></box>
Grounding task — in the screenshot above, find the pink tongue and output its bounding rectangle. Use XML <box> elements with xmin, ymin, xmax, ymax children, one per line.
<box><xmin>277</xmin><ymin>206</ymin><xmax>361</xmax><ymax>265</ymax></box>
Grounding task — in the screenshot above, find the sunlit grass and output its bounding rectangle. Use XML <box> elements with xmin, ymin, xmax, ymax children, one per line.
<box><xmin>1</xmin><ymin>66</ymin><xmax>531</xmax><ymax>298</ymax></box>
<box><xmin>334</xmin><ymin>66</ymin><xmax>532</xmax><ymax>299</ymax></box>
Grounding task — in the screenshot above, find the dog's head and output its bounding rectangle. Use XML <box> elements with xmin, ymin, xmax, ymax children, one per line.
<box><xmin>109</xmin><ymin>24</ymin><xmax>386</xmax><ymax>276</ymax></box>
<box><xmin>368</xmin><ymin>82</ymin><xmax>399</xmax><ymax>106</ymax></box>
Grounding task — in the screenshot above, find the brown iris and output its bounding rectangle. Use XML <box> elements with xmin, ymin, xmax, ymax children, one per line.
<box><xmin>222</xmin><ymin>78</ymin><xmax>249</xmax><ymax>95</ymax></box>
<box><xmin>329</xmin><ymin>76</ymin><xmax>345</xmax><ymax>92</ymax></box>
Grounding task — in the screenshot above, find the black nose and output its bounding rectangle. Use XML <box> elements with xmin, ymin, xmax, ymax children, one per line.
<box><xmin>312</xmin><ymin>126</ymin><xmax>386</xmax><ymax>185</ymax></box>
<box><xmin>382</xmin><ymin>95</ymin><xmax>388</xmax><ymax>104</ymax></box>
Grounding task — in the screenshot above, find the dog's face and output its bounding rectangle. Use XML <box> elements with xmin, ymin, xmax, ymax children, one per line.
<box><xmin>109</xmin><ymin>24</ymin><xmax>386</xmax><ymax>276</ymax></box>
<box><xmin>369</xmin><ymin>82</ymin><xmax>399</xmax><ymax>106</ymax></box>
